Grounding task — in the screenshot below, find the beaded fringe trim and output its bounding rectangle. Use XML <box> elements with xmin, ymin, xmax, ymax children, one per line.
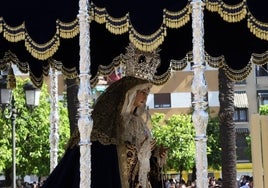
<box><xmin>0</xmin><ymin>17</ymin><xmax>79</xmax><ymax>61</ymax></box>
<box><xmin>206</xmin><ymin>0</ymin><xmax>268</xmax><ymax>40</ymax></box>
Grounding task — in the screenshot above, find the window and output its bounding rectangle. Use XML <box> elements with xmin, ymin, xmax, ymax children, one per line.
<box><xmin>236</xmin><ymin>129</ymin><xmax>250</xmax><ymax>161</ymax></box>
<box><xmin>233</xmin><ymin>108</ymin><xmax>248</xmax><ymax>122</ymax></box>
<box><xmin>258</xmin><ymin>92</ymin><xmax>268</xmax><ymax>105</ymax></box>
<box><xmin>154</xmin><ymin>93</ymin><xmax>171</xmax><ymax>108</ymax></box>
<box><xmin>256</xmin><ymin>64</ymin><xmax>268</xmax><ymax>77</ymax></box>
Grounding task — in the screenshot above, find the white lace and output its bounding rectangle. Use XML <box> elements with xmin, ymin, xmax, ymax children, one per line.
<box><xmin>121</xmin><ymin>113</ymin><xmax>152</xmax><ymax>187</ymax></box>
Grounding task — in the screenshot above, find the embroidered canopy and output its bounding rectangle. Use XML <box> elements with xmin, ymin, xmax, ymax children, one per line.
<box><xmin>0</xmin><ymin>0</ymin><xmax>267</xmax><ymax>87</ymax></box>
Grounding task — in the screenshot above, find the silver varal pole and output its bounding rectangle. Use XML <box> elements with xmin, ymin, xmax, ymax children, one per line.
<box><xmin>49</xmin><ymin>66</ymin><xmax>59</xmax><ymax>172</ymax></box>
<box><xmin>191</xmin><ymin>1</ymin><xmax>208</xmax><ymax>188</ymax></box>
<box><xmin>78</xmin><ymin>0</ymin><xmax>92</xmax><ymax>187</ymax></box>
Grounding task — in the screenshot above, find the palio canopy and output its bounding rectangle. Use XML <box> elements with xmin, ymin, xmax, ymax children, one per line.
<box><xmin>0</xmin><ymin>0</ymin><xmax>267</xmax><ymax>87</ymax></box>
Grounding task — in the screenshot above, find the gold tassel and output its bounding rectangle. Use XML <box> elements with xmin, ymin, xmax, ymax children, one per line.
<box><xmin>130</xmin><ymin>26</ymin><xmax>166</xmax><ymax>52</ymax></box>
<box><xmin>165</xmin><ymin>7</ymin><xmax>190</xmax><ymax>29</ymax></box>
<box><xmin>205</xmin><ymin>1</ymin><xmax>220</xmax><ymax>12</ymax></box>
<box><xmin>7</xmin><ymin>68</ymin><xmax>16</xmax><ymax>89</ymax></box>
<box><xmin>218</xmin><ymin>1</ymin><xmax>247</xmax><ymax>23</ymax></box>
<box><xmin>3</xmin><ymin>31</ymin><xmax>25</xmax><ymax>42</ymax></box>
<box><xmin>223</xmin><ymin>61</ymin><xmax>252</xmax><ymax>82</ymax></box>
<box><xmin>25</xmin><ymin>36</ymin><xmax>60</xmax><ymax>60</ymax></box>
<box><xmin>94</xmin><ymin>13</ymin><xmax>106</xmax><ymax>24</ymax></box>
<box><xmin>62</xmin><ymin>66</ymin><xmax>78</xmax><ymax>79</ymax></box>
<box><xmin>105</xmin><ymin>14</ymin><xmax>129</xmax><ymax>35</ymax></box>
<box><xmin>59</xmin><ymin>19</ymin><xmax>80</xmax><ymax>39</ymax></box>
<box><xmin>248</xmin><ymin>15</ymin><xmax>268</xmax><ymax>41</ymax></box>
<box><xmin>106</xmin><ymin>22</ymin><xmax>128</xmax><ymax>35</ymax></box>
<box><xmin>93</xmin><ymin>6</ymin><xmax>107</xmax><ymax>24</ymax></box>
<box><xmin>0</xmin><ymin>17</ymin><xmax>3</xmax><ymax>33</ymax></box>
<box><xmin>3</xmin><ymin>23</ymin><xmax>25</xmax><ymax>42</ymax></box>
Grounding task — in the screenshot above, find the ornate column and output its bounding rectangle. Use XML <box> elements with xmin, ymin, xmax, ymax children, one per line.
<box><xmin>49</xmin><ymin>66</ymin><xmax>59</xmax><ymax>172</ymax></box>
<box><xmin>191</xmin><ymin>1</ymin><xmax>208</xmax><ymax>188</ymax></box>
<box><xmin>78</xmin><ymin>0</ymin><xmax>93</xmax><ymax>188</ymax></box>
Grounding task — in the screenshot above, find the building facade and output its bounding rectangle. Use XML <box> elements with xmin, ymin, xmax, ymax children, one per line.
<box><xmin>147</xmin><ymin>63</ymin><xmax>268</xmax><ymax>178</ymax></box>
<box><xmin>12</xmin><ymin>62</ymin><xmax>268</xmax><ymax>179</ymax></box>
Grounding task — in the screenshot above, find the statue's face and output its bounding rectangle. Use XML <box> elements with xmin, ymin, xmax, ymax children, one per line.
<box><xmin>133</xmin><ymin>88</ymin><xmax>149</xmax><ymax>107</ymax></box>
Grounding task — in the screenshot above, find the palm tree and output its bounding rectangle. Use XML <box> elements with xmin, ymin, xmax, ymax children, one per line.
<box><xmin>218</xmin><ymin>67</ymin><xmax>237</xmax><ymax>187</ymax></box>
<box><xmin>66</xmin><ymin>78</ymin><xmax>79</xmax><ymax>135</ymax></box>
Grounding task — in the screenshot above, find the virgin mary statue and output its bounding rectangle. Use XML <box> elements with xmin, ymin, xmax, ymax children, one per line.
<box><xmin>42</xmin><ymin>43</ymin><xmax>167</xmax><ymax>188</ymax></box>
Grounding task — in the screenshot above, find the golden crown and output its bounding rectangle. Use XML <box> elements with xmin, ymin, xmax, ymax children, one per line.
<box><xmin>123</xmin><ymin>42</ymin><xmax>161</xmax><ymax>81</ymax></box>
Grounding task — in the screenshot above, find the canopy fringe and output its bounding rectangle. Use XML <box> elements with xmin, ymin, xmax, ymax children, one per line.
<box><xmin>106</xmin><ymin>14</ymin><xmax>129</xmax><ymax>35</ymax></box>
<box><xmin>205</xmin><ymin>0</ymin><xmax>219</xmax><ymax>12</ymax></box>
<box><xmin>170</xmin><ymin>54</ymin><xmax>189</xmax><ymax>71</ymax></box>
<box><xmin>206</xmin><ymin>0</ymin><xmax>247</xmax><ymax>22</ymax></box>
<box><xmin>152</xmin><ymin>69</ymin><xmax>172</xmax><ymax>85</ymax></box>
<box><xmin>219</xmin><ymin>0</ymin><xmax>247</xmax><ymax>23</ymax></box>
<box><xmin>0</xmin><ymin>2</ymin><xmax>266</xmax><ymax>63</ymax></box>
<box><xmin>0</xmin><ymin>18</ymin><xmax>79</xmax><ymax>60</ymax></box>
<box><xmin>3</xmin><ymin>22</ymin><xmax>25</xmax><ymax>42</ymax></box>
<box><xmin>0</xmin><ymin>1</ymin><xmax>266</xmax><ymax>87</ymax></box>
<box><xmin>25</xmin><ymin>33</ymin><xmax>60</xmax><ymax>60</ymax></box>
<box><xmin>90</xmin><ymin>3</ymin><xmax>191</xmax><ymax>52</ymax></box>
<box><xmin>204</xmin><ymin>51</ymin><xmax>252</xmax><ymax>82</ymax></box>
<box><xmin>92</xmin><ymin>6</ymin><xmax>107</xmax><ymax>24</ymax></box>
<box><xmin>223</xmin><ymin>62</ymin><xmax>252</xmax><ymax>82</ymax></box>
<box><xmin>91</xmin><ymin>1</ymin><xmax>266</xmax><ymax>53</ymax></box>
<box><xmin>205</xmin><ymin>52</ymin><xmax>225</xmax><ymax>68</ymax></box>
<box><xmin>251</xmin><ymin>51</ymin><xmax>268</xmax><ymax>65</ymax></box>
<box><xmin>164</xmin><ymin>6</ymin><xmax>191</xmax><ymax>28</ymax></box>
<box><xmin>206</xmin><ymin>0</ymin><xmax>267</xmax><ymax>41</ymax></box>
<box><xmin>29</xmin><ymin>71</ymin><xmax>44</xmax><ymax>88</ymax></box>
<box><xmin>129</xmin><ymin>26</ymin><xmax>166</xmax><ymax>52</ymax></box>
<box><xmin>248</xmin><ymin>13</ymin><xmax>268</xmax><ymax>41</ymax></box>
<box><xmin>0</xmin><ymin>17</ymin><xmax>3</xmax><ymax>33</ymax></box>
<box><xmin>0</xmin><ymin>51</ymin><xmax>29</xmax><ymax>73</ymax></box>
<box><xmin>61</xmin><ymin>66</ymin><xmax>78</xmax><ymax>80</ymax></box>
<box><xmin>42</xmin><ymin>64</ymin><xmax>50</xmax><ymax>76</ymax></box>
<box><xmin>58</xmin><ymin>19</ymin><xmax>80</xmax><ymax>39</ymax></box>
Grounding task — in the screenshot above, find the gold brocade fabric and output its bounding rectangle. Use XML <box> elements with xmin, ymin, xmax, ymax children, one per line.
<box><xmin>68</xmin><ymin>76</ymin><xmax>155</xmax><ymax>188</ymax></box>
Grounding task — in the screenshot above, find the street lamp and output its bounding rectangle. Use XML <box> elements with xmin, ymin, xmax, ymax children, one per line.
<box><xmin>0</xmin><ymin>75</ymin><xmax>41</xmax><ymax>188</ymax></box>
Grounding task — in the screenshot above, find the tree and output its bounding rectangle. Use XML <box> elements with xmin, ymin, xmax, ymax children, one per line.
<box><xmin>151</xmin><ymin>113</ymin><xmax>222</xmax><ymax>180</ymax></box>
<box><xmin>151</xmin><ymin>113</ymin><xmax>196</xmax><ymax>180</ymax></box>
<box><xmin>206</xmin><ymin>116</ymin><xmax>221</xmax><ymax>170</ymax></box>
<box><xmin>218</xmin><ymin>67</ymin><xmax>237</xmax><ymax>188</ymax></box>
<box><xmin>0</xmin><ymin>78</ymin><xmax>70</xmax><ymax>184</ymax></box>
<box><xmin>259</xmin><ymin>104</ymin><xmax>268</xmax><ymax>115</ymax></box>
<box><xmin>65</xmin><ymin>78</ymin><xmax>79</xmax><ymax>135</ymax></box>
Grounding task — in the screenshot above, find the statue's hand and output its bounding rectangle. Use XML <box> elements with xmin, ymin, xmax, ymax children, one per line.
<box><xmin>159</xmin><ymin>147</ymin><xmax>168</xmax><ymax>159</ymax></box>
